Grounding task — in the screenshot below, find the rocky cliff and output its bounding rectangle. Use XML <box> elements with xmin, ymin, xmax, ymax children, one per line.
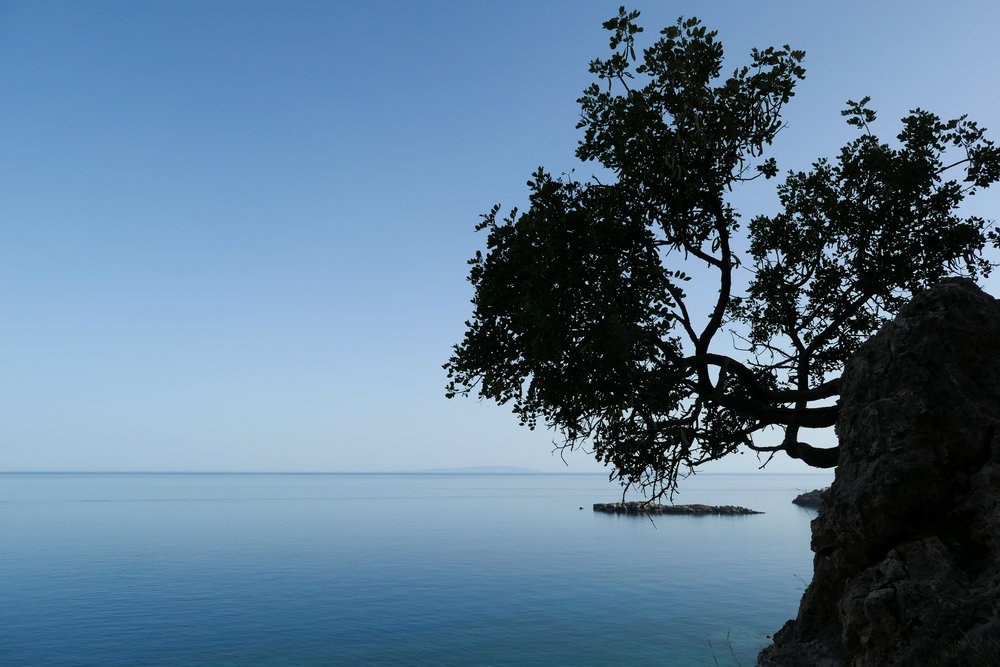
<box><xmin>758</xmin><ymin>278</ymin><xmax>1000</xmax><ymax>667</ymax></box>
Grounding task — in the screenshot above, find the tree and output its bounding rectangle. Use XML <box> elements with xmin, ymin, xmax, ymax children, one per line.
<box><xmin>444</xmin><ymin>8</ymin><xmax>1000</xmax><ymax>499</ymax></box>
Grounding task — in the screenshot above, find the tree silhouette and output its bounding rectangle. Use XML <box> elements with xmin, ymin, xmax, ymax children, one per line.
<box><xmin>445</xmin><ymin>9</ymin><xmax>1000</xmax><ymax>498</ymax></box>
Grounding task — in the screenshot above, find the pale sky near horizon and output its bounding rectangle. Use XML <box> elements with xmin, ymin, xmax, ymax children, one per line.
<box><xmin>1</xmin><ymin>1</ymin><xmax>998</xmax><ymax>474</ymax></box>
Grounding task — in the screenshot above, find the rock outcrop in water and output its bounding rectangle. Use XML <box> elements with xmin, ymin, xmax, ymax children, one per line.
<box><xmin>593</xmin><ymin>501</ymin><xmax>762</xmax><ymax>515</ymax></box>
<box><xmin>758</xmin><ymin>279</ymin><xmax>1000</xmax><ymax>667</ymax></box>
<box><xmin>792</xmin><ymin>489</ymin><xmax>828</xmax><ymax>508</ymax></box>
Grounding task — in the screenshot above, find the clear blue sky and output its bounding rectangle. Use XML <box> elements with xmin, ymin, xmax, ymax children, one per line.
<box><xmin>2</xmin><ymin>1</ymin><xmax>998</xmax><ymax>473</ymax></box>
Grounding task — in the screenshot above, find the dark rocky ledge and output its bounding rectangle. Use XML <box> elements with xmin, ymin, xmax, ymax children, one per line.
<box><xmin>593</xmin><ymin>501</ymin><xmax>763</xmax><ymax>515</ymax></box>
<box><xmin>792</xmin><ymin>488</ymin><xmax>828</xmax><ymax>508</ymax></box>
<box><xmin>758</xmin><ymin>279</ymin><xmax>1000</xmax><ymax>667</ymax></box>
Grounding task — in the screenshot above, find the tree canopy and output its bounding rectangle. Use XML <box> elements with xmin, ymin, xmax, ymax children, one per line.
<box><xmin>444</xmin><ymin>8</ymin><xmax>1000</xmax><ymax>498</ymax></box>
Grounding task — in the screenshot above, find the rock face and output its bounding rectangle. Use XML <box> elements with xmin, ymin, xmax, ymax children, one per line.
<box><xmin>593</xmin><ymin>501</ymin><xmax>762</xmax><ymax>515</ymax></box>
<box><xmin>792</xmin><ymin>488</ymin><xmax>829</xmax><ymax>508</ymax></box>
<box><xmin>758</xmin><ymin>279</ymin><xmax>1000</xmax><ymax>667</ymax></box>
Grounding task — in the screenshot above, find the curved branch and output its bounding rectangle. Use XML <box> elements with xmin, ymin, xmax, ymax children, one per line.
<box><xmin>746</xmin><ymin>440</ymin><xmax>840</xmax><ymax>468</ymax></box>
<box><xmin>665</xmin><ymin>282</ymin><xmax>699</xmax><ymax>345</ymax></box>
<box><xmin>697</xmin><ymin>203</ymin><xmax>734</xmax><ymax>350</ymax></box>
<box><xmin>782</xmin><ymin>441</ymin><xmax>839</xmax><ymax>467</ymax></box>
<box><xmin>694</xmin><ymin>353</ymin><xmax>841</xmax><ymax>402</ymax></box>
<box><xmin>716</xmin><ymin>394</ymin><xmax>838</xmax><ymax>428</ymax></box>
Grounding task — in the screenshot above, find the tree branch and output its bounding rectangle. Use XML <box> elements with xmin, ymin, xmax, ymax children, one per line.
<box><xmin>805</xmin><ymin>288</ymin><xmax>876</xmax><ymax>355</ymax></box>
<box><xmin>695</xmin><ymin>353</ymin><xmax>841</xmax><ymax>402</ymax></box>
<box><xmin>746</xmin><ymin>439</ymin><xmax>840</xmax><ymax>468</ymax></box>
<box><xmin>665</xmin><ymin>282</ymin><xmax>699</xmax><ymax>345</ymax></box>
<box><xmin>716</xmin><ymin>394</ymin><xmax>838</xmax><ymax>428</ymax></box>
<box><xmin>698</xmin><ymin>208</ymin><xmax>734</xmax><ymax>349</ymax></box>
<box><xmin>782</xmin><ymin>440</ymin><xmax>839</xmax><ymax>467</ymax></box>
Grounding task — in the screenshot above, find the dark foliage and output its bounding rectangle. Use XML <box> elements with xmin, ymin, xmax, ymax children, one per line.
<box><xmin>445</xmin><ymin>8</ymin><xmax>1000</xmax><ymax>498</ymax></box>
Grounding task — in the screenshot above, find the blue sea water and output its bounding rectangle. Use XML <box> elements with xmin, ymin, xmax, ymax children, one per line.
<box><xmin>0</xmin><ymin>472</ymin><xmax>831</xmax><ymax>666</ymax></box>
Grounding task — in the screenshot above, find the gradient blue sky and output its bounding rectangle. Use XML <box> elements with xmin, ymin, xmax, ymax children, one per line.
<box><xmin>2</xmin><ymin>1</ymin><xmax>998</xmax><ymax>473</ymax></box>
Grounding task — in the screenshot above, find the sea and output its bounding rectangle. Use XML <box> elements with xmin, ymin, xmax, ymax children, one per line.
<box><xmin>0</xmin><ymin>472</ymin><xmax>832</xmax><ymax>666</ymax></box>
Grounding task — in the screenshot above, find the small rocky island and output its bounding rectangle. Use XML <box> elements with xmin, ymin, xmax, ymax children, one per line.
<box><xmin>792</xmin><ymin>488</ymin><xmax>828</xmax><ymax>508</ymax></box>
<box><xmin>593</xmin><ymin>501</ymin><xmax>762</xmax><ymax>515</ymax></box>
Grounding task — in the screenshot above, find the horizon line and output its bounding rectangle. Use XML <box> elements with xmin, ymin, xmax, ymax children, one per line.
<box><xmin>0</xmin><ymin>470</ymin><xmax>832</xmax><ymax>476</ymax></box>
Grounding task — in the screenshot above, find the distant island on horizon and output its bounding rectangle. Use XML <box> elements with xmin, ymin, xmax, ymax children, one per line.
<box><xmin>409</xmin><ymin>466</ymin><xmax>546</xmax><ymax>474</ymax></box>
<box><xmin>0</xmin><ymin>468</ymin><xmax>835</xmax><ymax>475</ymax></box>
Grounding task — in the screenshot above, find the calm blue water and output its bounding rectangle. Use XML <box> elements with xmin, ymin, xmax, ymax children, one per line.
<box><xmin>0</xmin><ymin>472</ymin><xmax>831</xmax><ymax>666</ymax></box>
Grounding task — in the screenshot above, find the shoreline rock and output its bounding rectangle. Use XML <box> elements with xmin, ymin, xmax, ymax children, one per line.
<box><xmin>758</xmin><ymin>279</ymin><xmax>1000</xmax><ymax>667</ymax></box>
<box><xmin>593</xmin><ymin>501</ymin><xmax>762</xmax><ymax>515</ymax></box>
<box><xmin>792</xmin><ymin>488</ymin><xmax>828</xmax><ymax>508</ymax></box>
